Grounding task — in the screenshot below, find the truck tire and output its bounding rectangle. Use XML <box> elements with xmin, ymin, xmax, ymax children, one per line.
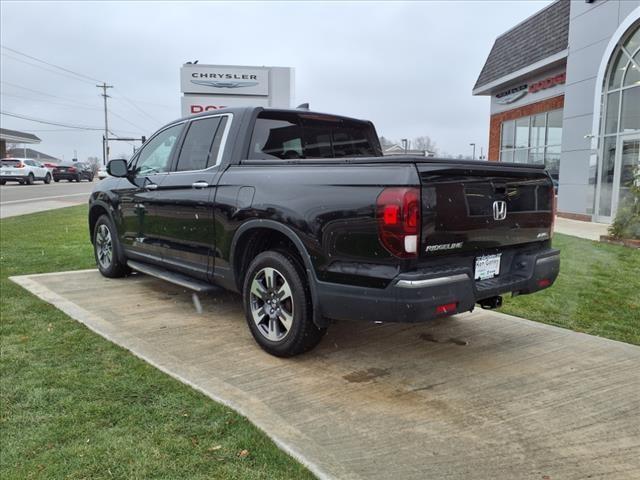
<box><xmin>93</xmin><ymin>215</ymin><xmax>129</xmax><ymax>278</ymax></box>
<box><xmin>44</xmin><ymin>173</ymin><xmax>52</xmax><ymax>184</ymax></box>
<box><xmin>242</xmin><ymin>250</ymin><xmax>326</xmax><ymax>357</ymax></box>
<box><xmin>26</xmin><ymin>173</ymin><xmax>34</xmax><ymax>185</ymax></box>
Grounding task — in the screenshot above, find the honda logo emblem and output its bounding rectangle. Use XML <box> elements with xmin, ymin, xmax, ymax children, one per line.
<box><xmin>493</xmin><ymin>200</ymin><xmax>507</xmax><ymax>221</ymax></box>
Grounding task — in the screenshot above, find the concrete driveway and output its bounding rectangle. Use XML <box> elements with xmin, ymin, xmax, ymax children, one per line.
<box><xmin>11</xmin><ymin>270</ymin><xmax>640</xmax><ymax>480</ymax></box>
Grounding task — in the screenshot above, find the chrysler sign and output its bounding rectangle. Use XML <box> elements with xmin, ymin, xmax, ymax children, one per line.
<box><xmin>180</xmin><ymin>65</ymin><xmax>269</xmax><ymax>96</ymax></box>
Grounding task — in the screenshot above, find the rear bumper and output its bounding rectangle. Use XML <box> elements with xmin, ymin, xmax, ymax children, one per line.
<box><xmin>316</xmin><ymin>248</ymin><xmax>560</xmax><ymax>323</ymax></box>
<box><xmin>53</xmin><ymin>173</ymin><xmax>78</xmax><ymax>179</ymax></box>
<box><xmin>0</xmin><ymin>175</ymin><xmax>28</xmax><ymax>181</ymax></box>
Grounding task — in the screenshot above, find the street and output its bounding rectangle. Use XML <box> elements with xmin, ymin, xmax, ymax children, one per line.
<box><xmin>0</xmin><ymin>180</ymin><xmax>96</xmax><ymax>218</ymax></box>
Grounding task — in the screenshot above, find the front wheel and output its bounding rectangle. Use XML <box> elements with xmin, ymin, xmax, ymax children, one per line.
<box><xmin>242</xmin><ymin>251</ymin><xmax>326</xmax><ymax>357</ymax></box>
<box><xmin>93</xmin><ymin>215</ymin><xmax>128</xmax><ymax>278</ymax></box>
<box><xmin>44</xmin><ymin>173</ymin><xmax>51</xmax><ymax>184</ymax></box>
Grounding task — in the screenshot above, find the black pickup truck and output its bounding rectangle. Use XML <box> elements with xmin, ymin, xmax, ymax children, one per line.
<box><xmin>89</xmin><ymin>107</ymin><xmax>559</xmax><ymax>357</ymax></box>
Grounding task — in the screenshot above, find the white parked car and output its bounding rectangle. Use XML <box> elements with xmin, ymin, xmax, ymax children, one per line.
<box><xmin>0</xmin><ymin>158</ymin><xmax>52</xmax><ymax>185</ymax></box>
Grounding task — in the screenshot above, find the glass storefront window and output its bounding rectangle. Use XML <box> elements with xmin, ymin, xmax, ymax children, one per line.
<box><xmin>547</xmin><ymin>110</ymin><xmax>563</xmax><ymax>145</ymax></box>
<box><xmin>605</xmin><ymin>91</ymin><xmax>620</xmax><ymax>134</ymax></box>
<box><xmin>515</xmin><ymin>117</ymin><xmax>529</xmax><ymax>148</ymax></box>
<box><xmin>501</xmin><ymin>121</ymin><xmax>515</xmax><ymax>149</ymax></box>
<box><xmin>596</xmin><ymin>21</ymin><xmax>640</xmax><ymax>220</ymax></box>
<box><xmin>499</xmin><ymin>109</ymin><xmax>563</xmax><ymax>179</ymax></box>
<box><xmin>625</xmin><ymin>52</ymin><xmax>640</xmax><ymax>86</ymax></box>
<box><xmin>597</xmin><ymin>137</ymin><xmax>617</xmax><ymax>217</ymax></box>
<box><xmin>545</xmin><ymin>146</ymin><xmax>561</xmax><ymax>181</ymax></box>
<box><xmin>608</xmin><ymin>50</ymin><xmax>626</xmax><ymax>89</ymax></box>
<box><xmin>530</xmin><ymin>114</ymin><xmax>546</xmax><ymax>148</ymax></box>
<box><xmin>500</xmin><ymin>150</ymin><xmax>514</xmax><ymax>163</ymax></box>
<box><xmin>621</xmin><ymin>86</ymin><xmax>640</xmax><ymax>132</ymax></box>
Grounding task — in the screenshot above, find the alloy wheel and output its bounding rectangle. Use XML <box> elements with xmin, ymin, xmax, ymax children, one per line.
<box><xmin>96</xmin><ymin>224</ymin><xmax>113</xmax><ymax>269</ymax></box>
<box><xmin>249</xmin><ymin>267</ymin><xmax>294</xmax><ymax>341</ymax></box>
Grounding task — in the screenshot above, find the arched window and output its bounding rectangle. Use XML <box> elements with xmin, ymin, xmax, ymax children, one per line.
<box><xmin>596</xmin><ymin>22</ymin><xmax>640</xmax><ymax>220</ymax></box>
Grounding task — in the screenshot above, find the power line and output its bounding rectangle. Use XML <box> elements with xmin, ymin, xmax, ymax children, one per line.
<box><xmin>112</xmin><ymin>91</ymin><xmax>159</xmax><ymax>124</ymax></box>
<box><xmin>1</xmin><ymin>110</ymin><xmax>105</xmax><ymax>130</ymax></box>
<box><xmin>0</xmin><ymin>52</ymin><xmax>97</xmax><ymax>86</ymax></box>
<box><xmin>109</xmin><ymin>108</ymin><xmax>149</xmax><ymax>133</ymax></box>
<box><xmin>1</xmin><ymin>92</ymin><xmax>102</xmax><ymax>111</ymax></box>
<box><xmin>0</xmin><ymin>81</ymin><xmax>99</xmax><ymax>107</ymax></box>
<box><xmin>0</xmin><ymin>44</ymin><xmax>104</xmax><ymax>83</ymax></box>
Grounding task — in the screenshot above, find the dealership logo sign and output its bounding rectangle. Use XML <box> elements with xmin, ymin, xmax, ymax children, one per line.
<box><xmin>191</xmin><ymin>79</ymin><xmax>259</xmax><ymax>89</ymax></box>
<box><xmin>495</xmin><ymin>72</ymin><xmax>566</xmax><ymax>105</ymax></box>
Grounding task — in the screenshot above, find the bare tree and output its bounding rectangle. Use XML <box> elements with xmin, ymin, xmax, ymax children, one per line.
<box><xmin>412</xmin><ymin>136</ymin><xmax>437</xmax><ymax>154</ymax></box>
<box><xmin>378</xmin><ymin>136</ymin><xmax>394</xmax><ymax>149</ymax></box>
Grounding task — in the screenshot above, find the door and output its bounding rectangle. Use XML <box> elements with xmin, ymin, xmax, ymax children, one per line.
<box><xmin>153</xmin><ymin>114</ymin><xmax>230</xmax><ymax>280</ymax></box>
<box><xmin>595</xmin><ymin>134</ymin><xmax>640</xmax><ymax>222</ymax></box>
<box><xmin>118</xmin><ymin>123</ymin><xmax>184</xmax><ymax>262</ymax></box>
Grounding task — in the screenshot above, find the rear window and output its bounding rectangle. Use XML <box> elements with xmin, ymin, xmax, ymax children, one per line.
<box><xmin>1</xmin><ymin>159</ymin><xmax>21</xmax><ymax>167</ymax></box>
<box><xmin>249</xmin><ymin>111</ymin><xmax>380</xmax><ymax>160</ymax></box>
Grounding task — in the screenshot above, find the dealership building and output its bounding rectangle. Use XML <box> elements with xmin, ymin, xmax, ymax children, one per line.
<box><xmin>474</xmin><ymin>0</ymin><xmax>640</xmax><ymax>223</ymax></box>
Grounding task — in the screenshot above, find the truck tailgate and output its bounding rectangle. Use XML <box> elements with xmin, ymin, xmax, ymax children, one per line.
<box><xmin>418</xmin><ymin>164</ymin><xmax>554</xmax><ymax>257</ymax></box>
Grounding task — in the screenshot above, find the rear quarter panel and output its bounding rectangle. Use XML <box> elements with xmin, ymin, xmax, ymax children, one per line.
<box><xmin>214</xmin><ymin>163</ymin><xmax>420</xmax><ymax>287</ymax></box>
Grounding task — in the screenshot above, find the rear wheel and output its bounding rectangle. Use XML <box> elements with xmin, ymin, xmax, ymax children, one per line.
<box><xmin>0</xmin><ymin>180</ymin><xmax>5</xmax><ymax>185</ymax></box>
<box><xmin>242</xmin><ymin>250</ymin><xmax>326</xmax><ymax>357</ymax></box>
<box><xmin>44</xmin><ymin>173</ymin><xmax>51</xmax><ymax>184</ymax></box>
<box><xmin>93</xmin><ymin>215</ymin><xmax>128</xmax><ymax>278</ymax></box>
<box><xmin>26</xmin><ymin>173</ymin><xmax>34</xmax><ymax>185</ymax></box>
<box><xmin>75</xmin><ymin>175</ymin><xmax>81</xmax><ymax>182</ymax></box>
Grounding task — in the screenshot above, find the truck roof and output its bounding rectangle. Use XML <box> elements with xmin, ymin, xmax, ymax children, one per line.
<box><xmin>169</xmin><ymin>106</ymin><xmax>372</xmax><ymax>128</ymax></box>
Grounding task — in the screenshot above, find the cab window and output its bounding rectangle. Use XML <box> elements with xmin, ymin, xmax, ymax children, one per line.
<box><xmin>249</xmin><ymin>111</ymin><xmax>380</xmax><ymax>160</ymax></box>
<box><xmin>175</xmin><ymin>117</ymin><xmax>223</xmax><ymax>171</ymax></box>
<box><xmin>135</xmin><ymin>124</ymin><xmax>183</xmax><ymax>175</ymax></box>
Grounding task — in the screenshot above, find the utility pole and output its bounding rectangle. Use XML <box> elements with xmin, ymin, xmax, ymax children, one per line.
<box><xmin>469</xmin><ymin>142</ymin><xmax>476</xmax><ymax>161</ymax></box>
<box><xmin>97</xmin><ymin>82</ymin><xmax>113</xmax><ymax>166</ymax></box>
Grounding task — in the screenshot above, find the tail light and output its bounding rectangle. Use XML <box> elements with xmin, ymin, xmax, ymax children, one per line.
<box><xmin>68</xmin><ymin>167</ymin><xmax>77</xmax><ymax>173</ymax></box>
<box><xmin>376</xmin><ymin>187</ymin><xmax>420</xmax><ymax>258</ymax></box>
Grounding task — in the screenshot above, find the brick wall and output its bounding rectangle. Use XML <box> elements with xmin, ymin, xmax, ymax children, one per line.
<box><xmin>488</xmin><ymin>95</ymin><xmax>565</xmax><ymax>161</ymax></box>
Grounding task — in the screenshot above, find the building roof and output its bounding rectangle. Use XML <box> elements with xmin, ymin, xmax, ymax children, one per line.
<box><xmin>474</xmin><ymin>0</ymin><xmax>570</xmax><ymax>92</ymax></box>
<box><xmin>7</xmin><ymin>148</ymin><xmax>60</xmax><ymax>162</ymax></box>
<box><xmin>0</xmin><ymin>128</ymin><xmax>41</xmax><ymax>144</ymax></box>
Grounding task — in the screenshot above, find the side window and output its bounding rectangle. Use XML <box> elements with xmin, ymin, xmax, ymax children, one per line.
<box><xmin>175</xmin><ymin>117</ymin><xmax>222</xmax><ymax>171</ymax></box>
<box><xmin>135</xmin><ymin>124</ymin><xmax>183</xmax><ymax>175</ymax></box>
<box><xmin>25</xmin><ymin>160</ymin><xmax>35</xmax><ymax>166</ymax></box>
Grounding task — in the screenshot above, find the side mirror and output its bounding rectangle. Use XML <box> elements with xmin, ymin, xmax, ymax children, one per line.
<box><xmin>106</xmin><ymin>159</ymin><xmax>129</xmax><ymax>178</ymax></box>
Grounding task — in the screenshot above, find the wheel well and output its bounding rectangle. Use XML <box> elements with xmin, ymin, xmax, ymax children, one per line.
<box><xmin>233</xmin><ymin>228</ymin><xmax>306</xmax><ymax>291</ymax></box>
<box><xmin>88</xmin><ymin>205</ymin><xmax>108</xmax><ymax>243</ymax></box>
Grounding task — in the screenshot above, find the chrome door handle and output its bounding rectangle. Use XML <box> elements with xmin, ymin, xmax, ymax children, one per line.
<box><xmin>192</xmin><ymin>181</ymin><xmax>209</xmax><ymax>189</ymax></box>
<box><xmin>145</xmin><ymin>183</ymin><xmax>158</xmax><ymax>190</ymax></box>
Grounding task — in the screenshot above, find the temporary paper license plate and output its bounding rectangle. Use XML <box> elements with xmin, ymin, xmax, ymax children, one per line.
<box><xmin>475</xmin><ymin>254</ymin><xmax>501</xmax><ymax>281</ymax></box>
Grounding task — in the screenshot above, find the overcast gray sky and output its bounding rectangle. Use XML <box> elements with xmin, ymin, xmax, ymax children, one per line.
<box><xmin>1</xmin><ymin>0</ymin><xmax>551</xmax><ymax>161</ymax></box>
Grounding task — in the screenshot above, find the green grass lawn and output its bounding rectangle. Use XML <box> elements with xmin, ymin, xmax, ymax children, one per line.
<box><xmin>0</xmin><ymin>205</ymin><xmax>314</xmax><ymax>480</ymax></box>
<box><xmin>501</xmin><ymin>233</ymin><xmax>640</xmax><ymax>345</ymax></box>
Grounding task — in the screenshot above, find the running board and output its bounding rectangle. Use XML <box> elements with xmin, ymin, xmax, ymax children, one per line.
<box><xmin>127</xmin><ymin>260</ymin><xmax>219</xmax><ymax>293</ymax></box>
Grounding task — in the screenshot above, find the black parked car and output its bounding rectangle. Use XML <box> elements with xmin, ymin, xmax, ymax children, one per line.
<box><xmin>53</xmin><ymin>162</ymin><xmax>94</xmax><ymax>182</ymax></box>
<box><xmin>89</xmin><ymin>107</ymin><xmax>559</xmax><ymax>357</ymax></box>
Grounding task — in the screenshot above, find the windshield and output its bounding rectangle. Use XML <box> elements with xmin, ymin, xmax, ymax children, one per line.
<box><xmin>249</xmin><ymin>111</ymin><xmax>381</xmax><ymax>160</ymax></box>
